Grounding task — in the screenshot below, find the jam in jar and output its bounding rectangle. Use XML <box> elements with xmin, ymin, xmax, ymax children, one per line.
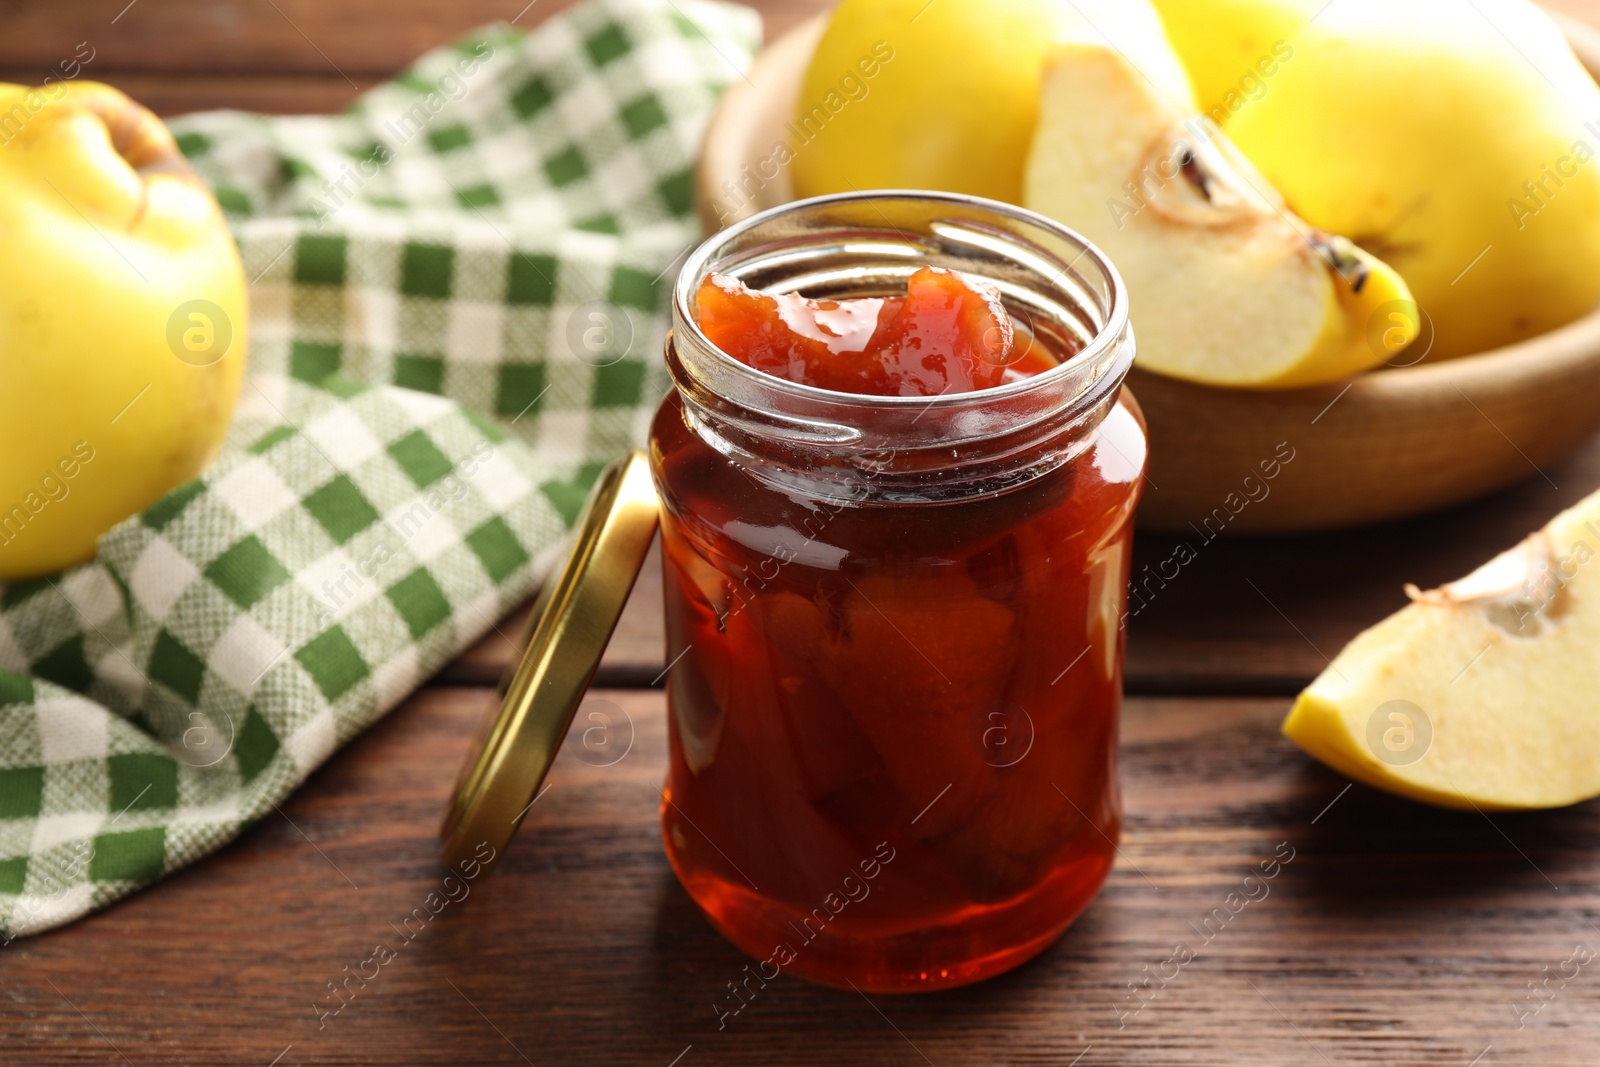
<box><xmin>651</xmin><ymin>193</ymin><xmax>1145</xmax><ymax>993</ymax></box>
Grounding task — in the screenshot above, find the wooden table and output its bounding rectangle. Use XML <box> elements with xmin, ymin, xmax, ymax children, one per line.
<box><xmin>8</xmin><ymin>2</ymin><xmax>1600</xmax><ymax>1064</ymax></box>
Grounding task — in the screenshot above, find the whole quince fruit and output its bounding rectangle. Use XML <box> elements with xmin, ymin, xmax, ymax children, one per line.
<box><xmin>1156</xmin><ymin>0</ymin><xmax>1600</xmax><ymax>359</ymax></box>
<box><xmin>0</xmin><ymin>81</ymin><xmax>246</xmax><ymax>580</ymax></box>
<box><xmin>1147</xmin><ymin>0</ymin><xmax>1312</xmax><ymax>124</ymax></box>
<box><xmin>789</xmin><ymin>0</ymin><xmax>1192</xmax><ymax>205</ymax></box>
<box><xmin>1285</xmin><ymin>486</ymin><xmax>1600</xmax><ymax>809</ymax></box>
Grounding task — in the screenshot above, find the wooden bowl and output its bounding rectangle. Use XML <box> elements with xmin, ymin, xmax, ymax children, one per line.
<box><xmin>694</xmin><ymin>12</ymin><xmax>1600</xmax><ymax>533</ymax></box>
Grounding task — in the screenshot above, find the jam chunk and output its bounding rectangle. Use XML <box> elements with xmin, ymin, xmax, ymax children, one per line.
<box><xmin>695</xmin><ymin>266</ymin><xmax>1021</xmax><ymax>397</ymax></box>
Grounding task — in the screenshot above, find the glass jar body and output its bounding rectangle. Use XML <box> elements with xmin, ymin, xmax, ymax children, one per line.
<box><xmin>649</xmin><ymin>386</ymin><xmax>1146</xmax><ymax>993</ymax></box>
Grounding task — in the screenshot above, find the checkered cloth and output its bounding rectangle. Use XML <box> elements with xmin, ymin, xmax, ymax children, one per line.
<box><xmin>0</xmin><ymin>0</ymin><xmax>759</xmax><ymax>940</ymax></box>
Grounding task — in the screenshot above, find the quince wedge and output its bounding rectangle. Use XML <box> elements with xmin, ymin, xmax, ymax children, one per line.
<box><xmin>1160</xmin><ymin>0</ymin><xmax>1600</xmax><ymax>359</ymax></box>
<box><xmin>1023</xmin><ymin>41</ymin><xmax>1416</xmax><ymax>388</ymax></box>
<box><xmin>1284</xmin><ymin>488</ymin><xmax>1600</xmax><ymax>810</ymax></box>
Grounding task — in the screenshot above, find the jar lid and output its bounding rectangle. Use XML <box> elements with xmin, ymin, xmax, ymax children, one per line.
<box><xmin>440</xmin><ymin>449</ymin><xmax>659</xmax><ymax>873</ymax></box>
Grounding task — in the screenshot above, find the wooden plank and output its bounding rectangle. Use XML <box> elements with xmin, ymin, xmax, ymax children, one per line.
<box><xmin>2</xmin><ymin>0</ymin><xmax>583</xmax><ymax>76</ymax></box>
<box><xmin>1125</xmin><ymin>431</ymin><xmax>1600</xmax><ymax>693</ymax></box>
<box><xmin>6</xmin><ymin>0</ymin><xmax>1594</xmax><ymax>78</ymax></box>
<box><xmin>12</xmin><ymin>0</ymin><xmax>1595</xmax><ymax>116</ymax></box>
<box><xmin>0</xmin><ymin>0</ymin><xmax>827</xmax><ymax>117</ymax></box>
<box><xmin>440</xmin><ymin>540</ymin><xmax>666</xmax><ymax>689</ymax></box>
<box><xmin>0</xmin><ymin>70</ymin><xmax>366</xmax><ymax>117</ymax></box>
<box><xmin>0</xmin><ymin>0</ymin><xmax>829</xmax><ymax>77</ymax></box>
<box><xmin>5</xmin><ymin>686</ymin><xmax>1597</xmax><ymax>1064</ymax></box>
<box><xmin>443</xmin><ymin>433</ymin><xmax>1600</xmax><ymax>694</ymax></box>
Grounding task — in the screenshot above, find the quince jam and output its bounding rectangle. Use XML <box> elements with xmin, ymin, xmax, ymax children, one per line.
<box><xmin>695</xmin><ymin>267</ymin><xmax>1057</xmax><ymax>394</ymax></box>
<box><xmin>652</xmin><ymin>266</ymin><xmax>1145</xmax><ymax>993</ymax></box>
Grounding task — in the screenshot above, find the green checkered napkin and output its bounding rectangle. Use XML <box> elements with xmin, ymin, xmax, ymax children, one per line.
<box><xmin>0</xmin><ymin>0</ymin><xmax>759</xmax><ymax>940</ymax></box>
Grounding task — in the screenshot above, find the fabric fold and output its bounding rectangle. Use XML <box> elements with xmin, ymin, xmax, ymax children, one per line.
<box><xmin>0</xmin><ymin>0</ymin><xmax>759</xmax><ymax>940</ymax></box>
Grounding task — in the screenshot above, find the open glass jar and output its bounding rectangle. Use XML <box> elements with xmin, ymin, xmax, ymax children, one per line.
<box><xmin>651</xmin><ymin>192</ymin><xmax>1145</xmax><ymax>993</ymax></box>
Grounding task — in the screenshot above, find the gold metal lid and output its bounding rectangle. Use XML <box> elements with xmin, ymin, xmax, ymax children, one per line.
<box><xmin>441</xmin><ymin>449</ymin><xmax>659</xmax><ymax>873</ymax></box>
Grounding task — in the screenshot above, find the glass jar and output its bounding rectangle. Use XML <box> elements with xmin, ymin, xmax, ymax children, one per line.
<box><xmin>649</xmin><ymin>192</ymin><xmax>1145</xmax><ymax>993</ymax></box>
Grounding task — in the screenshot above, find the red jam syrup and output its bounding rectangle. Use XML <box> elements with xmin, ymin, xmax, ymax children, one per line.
<box><xmin>694</xmin><ymin>267</ymin><xmax>1057</xmax><ymax>394</ymax></box>
<box><xmin>653</xmin><ymin>267</ymin><xmax>1145</xmax><ymax>993</ymax></box>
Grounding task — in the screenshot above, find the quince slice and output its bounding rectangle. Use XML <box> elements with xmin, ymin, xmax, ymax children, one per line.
<box><xmin>1284</xmin><ymin>489</ymin><xmax>1600</xmax><ymax>809</ymax></box>
<box><xmin>1022</xmin><ymin>42</ymin><xmax>1416</xmax><ymax>388</ymax></box>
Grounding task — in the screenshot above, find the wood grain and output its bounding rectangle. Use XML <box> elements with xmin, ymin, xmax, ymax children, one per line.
<box><xmin>442</xmin><ymin>435</ymin><xmax>1600</xmax><ymax>694</ymax></box>
<box><xmin>7</xmin><ymin>688</ymin><xmax>1600</xmax><ymax>1066</ymax></box>
<box><xmin>0</xmin><ymin>70</ymin><xmax>367</xmax><ymax>116</ymax></box>
<box><xmin>9</xmin><ymin>1</ymin><xmax>1600</xmax><ymax>1064</ymax></box>
<box><xmin>14</xmin><ymin>0</ymin><xmax>1600</xmax><ymax>117</ymax></box>
<box><xmin>2</xmin><ymin>0</ymin><xmax>832</xmax><ymax>115</ymax></box>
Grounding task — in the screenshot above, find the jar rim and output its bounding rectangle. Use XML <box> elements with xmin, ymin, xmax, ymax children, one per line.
<box><xmin>670</xmin><ymin>189</ymin><xmax>1133</xmax><ymax>414</ymax></box>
